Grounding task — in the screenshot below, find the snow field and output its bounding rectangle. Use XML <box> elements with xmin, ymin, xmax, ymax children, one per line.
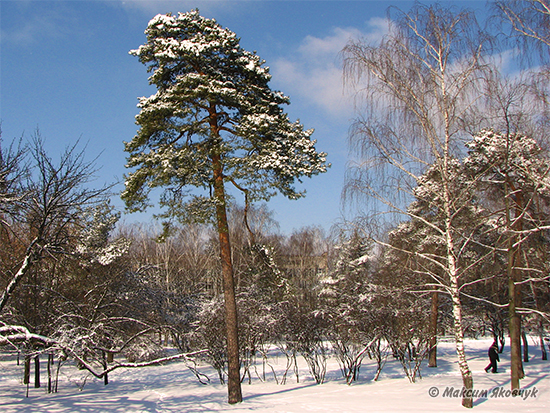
<box><xmin>0</xmin><ymin>338</ymin><xmax>548</xmax><ymax>412</ymax></box>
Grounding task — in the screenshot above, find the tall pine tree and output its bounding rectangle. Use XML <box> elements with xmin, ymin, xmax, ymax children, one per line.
<box><xmin>122</xmin><ymin>10</ymin><xmax>328</xmax><ymax>403</ymax></box>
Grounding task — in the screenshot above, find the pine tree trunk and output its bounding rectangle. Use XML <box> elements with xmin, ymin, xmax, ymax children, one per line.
<box><xmin>428</xmin><ymin>291</ymin><xmax>439</xmax><ymax>368</ymax></box>
<box><xmin>212</xmin><ymin>152</ymin><xmax>243</xmax><ymax>404</ymax></box>
<box><xmin>508</xmin><ymin>189</ymin><xmax>525</xmax><ymax>390</ymax></box>
<box><xmin>509</xmin><ymin>302</ymin><xmax>523</xmax><ymax>389</ymax></box>
<box><xmin>508</xmin><ymin>246</ymin><xmax>524</xmax><ymax>390</ymax></box>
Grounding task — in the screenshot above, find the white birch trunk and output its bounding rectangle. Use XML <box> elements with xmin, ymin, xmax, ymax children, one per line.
<box><xmin>446</xmin><ymin>222</ymin><xmax>474</xmax><ymax>408</ymax></box>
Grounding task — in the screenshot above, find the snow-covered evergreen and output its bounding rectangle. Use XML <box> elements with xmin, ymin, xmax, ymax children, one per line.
<box><xmin>123</xmin><ymin>10</ymin><xmax>329</xmax><ymax>215</ymax></box>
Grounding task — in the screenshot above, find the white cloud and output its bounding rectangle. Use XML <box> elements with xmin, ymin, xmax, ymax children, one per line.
<box><xmin>271</xmin><ymin>18</ymin><xmax>389</xmax><ymax>119</ymax></box>
<box><xmin>0</xmin><ymin>7</ymin><xmax>71</xmax><ymax>46</ymax></box>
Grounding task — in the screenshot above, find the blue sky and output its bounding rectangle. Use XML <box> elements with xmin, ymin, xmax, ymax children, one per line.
<box><xmin>0</xmin><ymin>0</ymin><xmax>486</xmax><ymax>234</ymax></box>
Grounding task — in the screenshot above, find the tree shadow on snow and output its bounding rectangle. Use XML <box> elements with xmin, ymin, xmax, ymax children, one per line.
<box><xmin>244</xmin><ymin>382</ymin><xmax>320</xmax><ymax>401</ymax></box>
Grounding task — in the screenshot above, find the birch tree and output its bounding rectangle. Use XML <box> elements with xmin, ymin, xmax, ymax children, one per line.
<box><xmin>123</xmin><ymin>10</ymin><xmax>328</xmax><ymax>404</ymax></box>
<box><xmin>495</xmin><ymin>0</ymin><xmax>550</xmax><ymax>56</ymax></box>
<box><xmin>343</xmin><ymin>4</ymin><xmax>487</xmax><ymax>407</ymax></box>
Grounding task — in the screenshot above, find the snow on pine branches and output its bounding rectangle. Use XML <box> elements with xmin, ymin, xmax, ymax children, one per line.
<box><xmin>123</xmin><ymin>9</ymin><xmax>329</xmax><ymax>216</ymax></box>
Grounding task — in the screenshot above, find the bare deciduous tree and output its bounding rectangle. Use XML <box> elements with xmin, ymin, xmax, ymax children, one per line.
<box><xmin>0</xmin><ymin>134</ymin><xmax>110</xmax><ymax>313</ymax></box>
<box><xmin>495</xmin><ymin>0</ymin><xmax>550</xmax><ymax>57</ymax></box>
<box><xmin>342</xmin><ymin>4</ymin><xmax>488</xmax><ymax>407</ymax></box>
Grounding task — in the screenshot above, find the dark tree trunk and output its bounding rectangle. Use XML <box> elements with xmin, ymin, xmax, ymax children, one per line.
<box><xmin>34</xmin><ymin>355</ymin><xmax>40</xmax><ymax>388</ymax></box>
<box><xmin>102</xmin><ymin>351</ymin><xmax>109</xmax><ymax>385</ymax></box>
<box><xmin>55</xmin><ymin>357</ymin><xmax>63</xmax><ymax>393</ymax></box>
<box><xmin>428</xmin><ymin>291</ymin><xmax>439</xmax><ymax>367</ymax></box>
<box><xmin>48</xmin><ymin>353</ymin><xmax>53</xmax><ymax>393</ymax></box>
<box><xmin>530</xmin><ymin>284</ymin><xmax>547</xmax><ymax>361</ymax></box>
<box><xmin>509</xmin><ymin>261</ymin><xmax>524</xmax><ymax>389</ymax></box>
<box><xmin>508</xmin><ymin>191</ymin><xmax>525</xmax><ymax>390</ymax></box>
<box><xmin>212</xmin><ymin>152</ymin><xmax>242</xmax><ymax>404</ymax></box>
<box><xmin>540</xmin><ymin>322</ymin><xmax>548</xmax><ymax>361</ymax></box>
<box><xmin>521</xmin><ymin>330</ymin><xmax>529</xmax><ymax>363</ymax></box>
<box><xmin>23</xmin><ymin>356</ymin><xmax>30</xmax><ymax>385</ymax></box>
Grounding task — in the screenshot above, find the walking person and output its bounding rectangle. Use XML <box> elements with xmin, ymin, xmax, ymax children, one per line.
<box><xmin>485</xmin><ymin>341</ymin><xmax>499</xmax><ymax>373</ymax></box>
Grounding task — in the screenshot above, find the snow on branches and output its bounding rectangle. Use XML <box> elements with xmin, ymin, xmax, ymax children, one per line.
<box><xmin>465</xmin><ymin>128</ymin><xmax>550</xmax><ymax>196</ymax></box>
<box><xmin>123</xmin><ymin>10</ymin><xmax>328</xmax><ymax>218</ymax></box>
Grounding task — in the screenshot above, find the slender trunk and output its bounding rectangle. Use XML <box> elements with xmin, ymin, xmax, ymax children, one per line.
<box><xmin>102</xmin><ymin>351</ymin><xmax>109</xmax><ymax>385</ymax></box>
<box><xmin>499</xmin><ymin>330</ymin><xmax>505</xmax><ymax>353</ymax></box>
<box><xmin>508</xmin><ymin>229</ymin><xmax>524</xmax><ymax>388</ymax></box>
<box><xmin>446</xmin><ymin>231</ymin><xmax>473</xmax><ymax>408</ymax></box>
<box><xmin>450</xmin><ymin>278</ymin><xmax>474</xmax><ymax>408</ymax></box>
<box><xmin>48</xmin><ymin>353</ymin><xmax>53</xmax><ymax>393</ymax></box>
<box><xmin>540</xmin><ymin>325</ymin><xmax>548</xmax><ymax>361</ymax></box>
<box><xmin>521</xmin><ymin>330</ymin><xmax>529</xmax><ymax>363</ymax></box>
<box><xmin>55</xmin><ymin>357</ymin><xmax>62</xmax><ymax>393</ymax></box>
<box><xmin>212</xmin><ymin>152</ymin><xmax>242</xmax><ymax>404</ymax></box>
<box><xmin>509</xmin><ymin>277</ymin><xmax>523</xmax><ymax>388</ymax></box>
<box><xmin>507</xmin><ymin>182</ymin><xmax>525</xmax><ymax>390</ymax></box>
<box><xmin>428</xmin><ymin>291</ymin><xmax>439</xmax><ymax>367</ymax></box>
<box><xmin>23</xmin><ymin>355</ymin><xmax>30</xmax><ymax>385</ymax></box>
<box><xmin>34</xmin><ymin>355</ymin><xmax>40</xmax><ymax>388</ymax></box>
<box><xmin>442</xmin><ymin>157</ymin><xmax>473</xmax><ymax>408</ymax></box>
<box><xmin>530</xmin><ymin>282</ymin><xmax>546</xmax><ymax>360</ymax></box>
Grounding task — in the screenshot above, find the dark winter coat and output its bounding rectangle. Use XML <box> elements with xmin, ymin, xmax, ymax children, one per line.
<box><xmin>488</xmin><ymin>343</ymin><xmax>499</xmax><ymax>362</ymax></box>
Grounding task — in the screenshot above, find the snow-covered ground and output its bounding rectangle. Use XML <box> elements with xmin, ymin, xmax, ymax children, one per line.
<box><xmin>0</xmin><ymin>338</ymin><xmax>548</xmax><ymax>412</ymax></box>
